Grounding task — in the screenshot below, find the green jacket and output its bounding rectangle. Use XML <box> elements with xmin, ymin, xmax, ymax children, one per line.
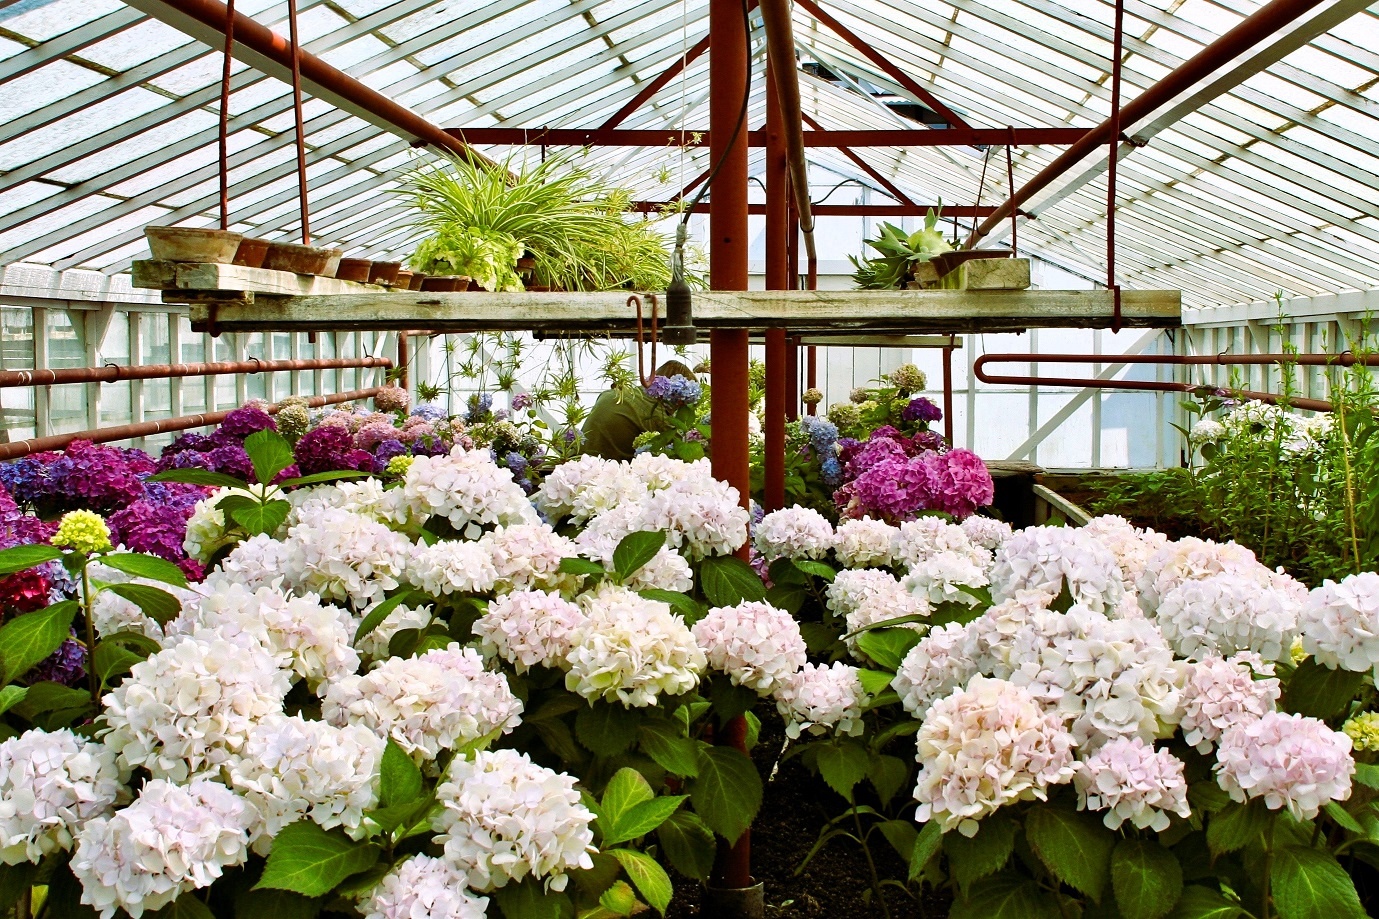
<box><xmin>580</xmin><ymin>387</ymin><xmax>663</xmax><ymax>461</ymax></box>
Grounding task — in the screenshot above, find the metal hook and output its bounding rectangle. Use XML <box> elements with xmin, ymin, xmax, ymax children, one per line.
<box><xmin>630</xmin><ymin>294</ymin><xmax>660</xmax><ymax>388</ymax></box>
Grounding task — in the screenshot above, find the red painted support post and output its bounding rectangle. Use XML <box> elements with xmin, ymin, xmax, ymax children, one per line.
<box><xmin>708</xmin><ymin>0</ymin><xmax>754</xmax><ymax>903</ymax></box>
<box><xmin>942</xmin><ymin>343</ymin><xmax>956</xmax><ymax>445</ymax></box>
<box><xmin>786</xmin><ymin>195</ymin><xmax>801</xmax><ymax>421</ymax></box>
<box><xmin>763</xmin><ymin>59</ymin><xmax>789</xmax><ymax>514</ymax></box>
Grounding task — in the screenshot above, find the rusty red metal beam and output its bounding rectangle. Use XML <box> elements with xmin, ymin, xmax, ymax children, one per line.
<box><xmin>0</xmin><ymin>356</ymin><xmax>391</xmax><ymax>388</ymax></box>
<box><xmin>601</xmin><ymin>33</ymin><xmax>713</xmax><ymax>129</ymax></box>
<box><xmin>967</xmin><ymin>0</ymin><xmax>1331</xmax><ymax>246</ymax></box>
<box><xmin>792</xmin><ymin>0</ymin><xmax>968</xmax><ymax>130</ymax></box>
<box><xmin>630</xmin><ymin>202</ymin><xmax>999</xmax><ymax>216</ymax></box>
<box><xmin>802</xmin><ymin>112</ymin><xmax>914</xmax><ymax>205</ymax></box>
<box><xmin>446</xmin><ymin>127</ymin><xmax>1088</xmax><ymax>147</ymax></box>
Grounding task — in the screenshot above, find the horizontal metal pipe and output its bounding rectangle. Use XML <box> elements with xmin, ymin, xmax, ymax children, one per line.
<box><xmin>0</xmin><ymin>356</ymin><xmax>392</xmax><ymax>389</ymax></box>
<box><xmin>446</xmin><ymin>127</ymin><xmax>1090</xmax><ymax>147</ymax></box>
<box><xmin>0</xmin><ymin>388</ymin><xmax>382</xmax><ymax>460</ymax></box>
<box><xmin>631</xmin><ymin>202</ymin><xmax>1001</xmax><ymax>217</ymax></box>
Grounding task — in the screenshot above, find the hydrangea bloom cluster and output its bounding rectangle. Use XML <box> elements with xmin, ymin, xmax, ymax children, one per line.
<box><xmin>536</xmin><ymin>455</ymin><xmax>647</xmax><ymax>524</ymax></box>
<box><xmin>1299</xmin><ymin>572</ymin><xmax>1379</xmax><ymax>679</ymax></box>
<box><xmin>960</xmin><ymin>515</ymin><xmax>1013</xmax><ymax>552</ymax></box>
<box><xmin>1178</xmin><ymin>655</ymin><xmax>1281</xmax><ymax>752</ymax></box>
<box><xmin>773</xmin><ymin>662</ymin><xmax>868</xmax><ymax>739</ymax></box>
<box><xmin>1081</xmin><ymin>515</ymin><xmax>1169</xmax><ymax>592</ymax></box>
<box><xmin>323</xmin><ymin>644</ymin><xmax>522</xmax><ymax>762</ymax></box>
<box><xmin>5</xmin><ymin>441</ymin><xmax>150</xmax><ymax>515</ymax></box>
<box><xmin>406</xmin><ymin>540</ymin><xmax>499</xmax><ymax>596</ymax></box>
<box><xmin>1073</xmin><ymin>737</ymin><xmax>1190</xmax><ymax>831</ymax></box>
<box><xmin>279</xmin><ymin>506</ymin><xmax>413</xmax><ymax>609</ymax></box>
<box><xmin>362</xmin><ymin>854</ymin><xmax>489</xmax><ymax>919</ymax></box>
<box><xmin>836</xmin><ymin>441</ymin><xmax>993</xmax><ymax>523</ymax></box>
<box><xmin>1215</xmin><ymin>711</ymin><xmax>1353</xmax><ymax>820</ymax></box>
<box><xmin>0</xmin><ymin>728</ymin><xmax>126</xmax><ymax>865</ymax></box>
<box><xmin>566</xmin><ymin>585</ymin><xmax>705</xmax><ymax>707</ymax></box>
<box><xmin>482</xmin><ymin>523</ymin><xmax>576</xmax><ymax>592</ymax></box>
<box><xmin>753</xmin><ymin>507</ymin><xmax>834</xmax><ymax>561</ymax></box>
<box><xmin>475</xmin><ymin>590</ymin><xmax>587</xmax><ymax>673</ymax></box>
<box><xmin>71</xmin><ymin>779</ymin><xmax>253</xmax><ymax>919</ymax></box>
<box><xmin>913</xmin><ymin>676</ymin><xmax>1078</xmax><ymax>836</ymax></box>
<box><xmin>433</xmin><ymin>749</ymin><xmax>596</xmax><ymax>893</ymax></box>
<box><xmin>832</xmin><ymin>517</ymin><xmax>900</xmax><ymax>568</ymax></box>
<box><xmin>1155</xmin><ymin>572</ymin><xmax>1299</xmax><ymax>662</ymax></box>
<box><xmin>826</xmin><ymin>568</ymin><xmax>905</xmax><ymax>617</ymax></box>
<box><xmin>399</xmin><ymin>447</ymin><xmax>539</xmax><ymax>534</ymax></box>
<box><xmin>644</xmin><ymin>374</ymin><xmax>702</xmax><ymax>408</ymax></box>
<box><xmin>692</xmin><ymin>601</ymin><xmax>806</xmax><ymax>695</ymax></box>
<box><xmin>51</xmin><ymin>509</ymin><xmax>112</xmax><ymax>554</ymax></box>
<box><xmin>1343</xmin><ymin>712</ymin><xmax>1379</xmax><ymax>752</ymax></box>
<box><xmin>990</xmin><ymin>525</ymin><xmax>1126</xmax><ymax>614</ymax></box>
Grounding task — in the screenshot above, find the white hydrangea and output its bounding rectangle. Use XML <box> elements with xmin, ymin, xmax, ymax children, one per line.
<box><xmin>774</xmin><ymin>662</ymin><xmax>867</xmax><ymax>739</ymax></box>
<box><xmin>0</xmin><ymin>729</ymin><xmax>126</xmax><ymax>865</ymax></box>
<box><xmin>355</xmin><ymin>602</ymin><xmax>434</xmax><ymax>661</ymax></box>
<box><xmin>280</xmin><ymin>506</ymin><xmax>413</xmax><ymax>609</ymax></box>
<box><xmin>1215</xmin><ymin>711</ymin><xmax>1354</xmax><ymax>821</ymax></box>
<box><xmin>640</xmin><ymin>476</ymin><xmax>750</xmax><ymax>559</ymax></box>
<box><xmin>400</xmin><ymin>447</ymin><xmax>539</xmax><ymax>533</ymax></box>
<box><xmin>832</xmin><ymin>517</ymin><xmax>901</xmax><ymax>568</ymax></box>
<box><xmin>433</xmin><ymin>749</ymin><xmax>596</xmax><ymax>893</ymax></box>
<box><xmin>989</xmin><ymin>526</ymin><xmax>1125</xmax><ymax>614</ymax></box>
<box><xmin>893</xmin><ymin>623</ymin><xmax>980</xmax><ymax>718</ymax></box>
<box><xmin>479</xmin><ymin>523</ymin><xmax>577</xmax><ymax>593</ymax></box>
<box><xmin>322</xmin><ymin>644</ymin><xmax>522</xmax><ymax>763</ymax></box>
<box><xmin>692</xmin><ymin>601</ymin><xmax>807</xmax><ymax>695</ymax></box>
<box><xmin>573</xmin><ymin>514</ymin><xmax>694</xmax><ymax>593</ymax></box>
<box><xmin>913</xmin><ymin>676</ymin><xmax>1078</xmax><ymax>836</ymax></box>
<box><xmin>901</xmin><ymin>551</ymin><xmax>990</xmax><ymax>607</ymax></box>
<box><xmin>361</xmin><ymin>854</ymin><xmax>489</xmax><ymax>919</ymax></box>
<box><xmin>629</xmin><ymin>452</ymin><xmax>700</xmax><ymax>491</ymax></box>
<box><xmin>754</xmin><ymin>507</ymin><xmax>834</xmax><ymax>562</ymax></box>
<box><xmin>964</xmin><ymin>589</ymin><xmax>1056</xmax><ymax>676</ymax></box>
<box><xmin>960</xmin><ymin>516</ymin><xmax>1013</xmax><ymax>553</ymax></box>
<box><xmin>1081</xmin><ymin>515</ymin><xmax>1169</xmax><ymax>593</ymax></box>
<box><xmin>406</xmin><ymin>539</ymin><xmax>499</xmax><ymax>596</ymax></box>
<box><xmin>101</xmin><ymin>634</ymin><xmax>289</xmax><ymax>782</ymax></box>
<box><xmin>1074</xmin><ymin>737</ymin><xmax>1191</xmax><ymax>832</ymax></box>
<box><xmin>200</xmin><ymin>533</ymin><xmax>292</xmax><ymax>594</ymax></box>
<box><xmin>71</xmin><ymin>779</ymin><xmax>254</xmax><ymax>919</ymax></box>
<box><xmin>566</xmin><ymin>584</ymin><xmax>705</xmax><ymax>707</ymax></box>
<box><xmin>1190</xmin><ymin>418</ymin><xmax>1226</xmax><ymax>443</ymax></box>
<box><xmin>1155</xmin><ymin>572</ymin><xmax>1299</xmax><ymax>662</ymax></box>
<box><xmin>288</xmin><ymin>478</ymin><xmax>404</xmax><ymax>527</ymax></box>
<box><xmin>1299</xmin><ymin>572</ymin><xmax>1379</xmax><ymax>680</ymax></box>
<box><xmin>173</xmin><ymin>582</ymin><xmax>359</xmax><ymax>688</ymax></box>
<box><xmin>91</xmin><ymin>576</ymin><xmax>197</xmax><ymax>643</ymax></box>
<box><xmin>228</xmin><ymin>714</ymin><xmax>384</xmax><ymax>852</ymax></box>
<box><xmin>536</xmin><ymin>455</ymin><xmax>647</xmax><ymax>524</ymax></box>
<box><xmin>1178</xmin><ymin>655</ymin><xmax>1281</xmax><ymax>752</ymax></box>
<box><xmin>895</xmin><ymin>517</ymin><xmax>988</xmax><ymax>570</ymax></box>
<box><xmin>1136</xmin><ymin>536</ymin><xmax>1267</xmax><ymax>611</ymax></box>
<box><xmin>474</xmin><ymin>590</ymin><xmax>587</xmax><ymax>673</ymax></box>
<box><xmin>183</xmin><ymin>486</ymin><xmax>276</xmax><ymax>563</ymax></box>
<box><xmin>623</xmin><ymin>545</ymin><xmax>695</xmax><ymax>593</ymax></box>
<box><xmin>845</xmin><ymin>590</ymin><xmax>930</xmax><ymax>659</ymax></box>
<box><xmin>826</xmin><ymin>568</ymin><xmax>904</xmax><ymax>617</ymax></box>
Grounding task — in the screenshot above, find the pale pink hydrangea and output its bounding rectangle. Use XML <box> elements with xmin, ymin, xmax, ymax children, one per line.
<box><xmin>895</xmin><ymin>517</ymin><xmax>987</xmax><ymax>570</ymax></box>
<box><xmin>572</xmin><ymin>512</ymin><xmax>694</xmax><ymax>593</ymax></box>
<box><xmin>1073</xmin><ymin>737</ymin><xmax>1190</xmax><ymax>831</ymax></box>
<box><xmin>960</xmin><ymin>516</ymin><xmax>1013</xmax><ymax>553</ymax></box>
<box><xmin>989</xmin><ymin>526</ymin><xmax>1125</xmax><ymax>614</ymax></box>
<box><xmin>833</xmin><ymin>517</ymin><xmax>901</xmax><ymax>568</ymax></box>
<box><xmin>201</xmin><ymin>533</ymin><xmax>293</xmax><ymax>594</ymax></box>
<box><xmin>566</xmin><ymin>585</ymin><xmax>705</xmax><ymax>707</ymax></box>
<box><xmin>1081</xmin><ymin>515</ymin><xmax>1169</xmax><ymax>593</ymax></box>
<box><xmin>623</xmin><ymin>545</ymin><xmax>695</xmax><ymax>593</ymax></box>
<box><xmin>901</xmin><ymin>551</ymin><xmax>990</xmax><ymax>606</ymax></box>
<box><xmin>963</xmin><ymin>590</ymin><xmax>1056</xmax><ymax>676</ymax></box>
<box><xmin>400</xmin><ymin>447</ymin><xmax>539</xmax><ymax>533</ymax></box>
<box><xmin>1299</xmin><ymin>572</ymin><xmax>1379</xmax><ymax>679</ymax></box>
<box><xmin>1215</xmin><ymin>711</ymin><xmax>1353</xmax><ymax>820</ymax></box>
<box><xmin>406</xmin><ymin>539</ymin><xmax>500</xmax><ymax>596</ymax></box>
<box><xmin>90</xmin><ymin>575</ymin><xmax>198</xmax><ymax>643</ymax></box>
<box><xmin>362</xmin><ymin>854</ymin><xmax>489</xmax><ymax>919</ymax></box>
<box><xmin>845</xmin><ymin>590</ymin><xmax>929</xmax><ymax>659</ymax></box>
<box><xmin>641</xmin><ymin>476</ymin><xmax>750</xmax><ymax>559</ymax></box>
<box><xmin>1178</xmin><ymin>655</ymin><xmax>1281</xmax><ymax>752</ymax></box>
<box><xmin>754</xmin><ymin>507</ymin><xmax>835</xmax><ymax>561</ymax></box>
<box><xmin>433</xmin><ymin>749</ymin><xmax>596</xmax><ymax>893</ymax></box>
<box><xmin>774</xmin><ymin>662</ymin><xmax>867</xmax><ymax>739</ymax></box>
<box><xmin>280</xmin><ymin>506</ymin><xmax>413</xmax><ymax>609</ymax></box>
<box><xmin>826</xmin><ymin>568</ymin><xmax>904</xmax><ymax>617</ymax></box>
<box><xmin>913</xmin><ymin>676</ymin><xmax>1078</xmax><ymax>836</ymax></box>
<box><xmin>71</xmin><ymin>779</ymin><xmax>254</xmax><ymax>919</ymax></box>
<box><xmin>535</xmin><ymin>455</ymin><xmax>647</xmax><ymax>524</ymax></box>
<box><xmin>474</xmin><ymin>591</ymin><xmax>587</xmax><ymax>673</ymax></box>
<box><xmin>101</xmin><ymin>635</ymin><xmax>290</xmax><ymax>782</ymax></box>
<box><xmin>354</xmin><ymin>602</ymin><xmax>434</xmax><ymax>662</ymax></box>
<box><xmin>0</xmin><ymin>729</ymin><xmax>127</xmax><ymax>865</ymax></box>
<box><xmin>1155</xmin><ymin>572</ymin><xmax>1299</xmax><ymax>662</ymax></box>
<box><xmin>1136</xmin><ymin>536</ymin><xmax>1271</xmax><ymax>611</ymax></box>
<box><xmin>228</xmin><ymin>714</ymin><xmax>384</xmax><ymax>852</ymax></box>
<box><xmin>322</xmin><ymin>644</ymin><xmax>522</xmax><ymax>763</ymax></box>
<box><xmin>630</xmin><ymin>452</ymin><xmax>703</xmax><ymax>491</ymax></box>
<box><xmin>693</xmin><ymin>601</ymin><xmax>807</xmax><ymax>695</ymax></box>
<box><xmin>478</xmin><ymin>523</ymin><xmax>577</xmax><ymax>593</ymax></box>
<box><xmin>893</xmin><ymin>623</ymin><xmax>980</xmax><ymax>718</ymax></box>
<box><xmin>288</xmin><ymin>478</ymin><xmax>405</xmax><ymax>527</ymax></box>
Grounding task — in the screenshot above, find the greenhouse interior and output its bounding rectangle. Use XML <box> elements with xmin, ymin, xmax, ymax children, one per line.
<box><xmin>0</xmin><ymin>0</ymin><xmax>1378</xmax><ymax>916</ymax></box>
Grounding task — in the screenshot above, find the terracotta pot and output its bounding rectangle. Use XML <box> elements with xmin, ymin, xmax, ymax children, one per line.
<box><xmin>232</xmin><ymin>237</ymin><xmax>271</xmax><ymax>268</ymax></box>
<box><xmin>334</xmin><ymin>258</ymin><xmax>372</xmax><ymax>283</ymax></box>
<box><xmin>467</xmin><ymin>278</ymin><xmax>484</xmax><ymax>292</ymax></box>
<box><xmin>369</xmin><ymin>261</ymin><xmax>401</xmax><ymax>285</ymax></box>
<box><xmin>516</xmin><ymin>256</ymin><xmax>535</xmax><ymax>271</ymax></box>
<box><xmin>261</xmin><ymin>242</ymin><xmax>332</xmax><ymax>275</ymax></box>
<box><xmin>420</xmin><ymin>275</ymin><xmax>463</xmax><ymax>292</ymax></box>
<box><xmin>145</xmin><ymin>226</ymin><xmax>243</xmax><ymax>263</ymax></box>
<box><xmin>322</xmin><ymin>248</ymin><xmax>343</xmax><ymax>277</ymax></box>
<box><xmin>393</xmin><ymin>270</ymin><xmax>414</xmax><ymax>289</ymax></box>
<box><xmin>407</xmin><ymin>272</ymin><xmax>427</xmax><ymax>291</ymax></box>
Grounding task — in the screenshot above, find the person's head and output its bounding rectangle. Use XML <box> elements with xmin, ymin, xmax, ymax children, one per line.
<box><xmin>655</xmin><ymin>359</ymin><xmax>696</xmax><ymax>381</ymax></box>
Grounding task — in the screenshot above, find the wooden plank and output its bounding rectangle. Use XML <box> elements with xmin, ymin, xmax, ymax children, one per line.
<box><xmin>186</xmin><ymin>288</ymin><xmax>1181</xmax><ymax>334</ymax></box>
<box><xmin>939</xmin><ymin>258</ymin><xmax>1031</xmax><ymax>290</ymax></box>
<box><xmin>792</xmin><ymin>334</ymin><xmax>958</xmax><ymax>348</ymax></box>
<box><xmin>1032</xmin><ymin>483</ymin><xmax>1093</xmax><ymax>526</ymax></box>
<box><xmin>132</xmin><ymin>260</ymin><xmax>385</xmax><ymax>297</ymax></box>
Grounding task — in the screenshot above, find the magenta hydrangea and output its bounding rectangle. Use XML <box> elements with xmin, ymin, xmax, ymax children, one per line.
<box><xmin>293</xmin><ymin>425</ymin><xmax>356</xmax><ymax>476</ymax></box>
<box><xmin>355</xmin><ymin>422</ymin><xmax>401</xmax><ymax>452</ymax></box>
<box><xmin>109</xmin><ymin>500</ymin><xmax>195</xmax><ymax>565</ymax></box>
<box><xmin>219</xmin><ymin>405</ymin><xmax>277</xmax><ymax>440</ymax></box>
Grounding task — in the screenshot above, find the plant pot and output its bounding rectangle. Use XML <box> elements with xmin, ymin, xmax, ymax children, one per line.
<box><xmin>334</xmin><ymin>258</ymin><xmax>372</xmax><ymax>283</ymax></box>
<box><xmin>322</xmin><ymin>248</ymin><xmax>343</xmax><ymax>277</ymax></box>
<box><xmin>421</xmin><ymin>275</ymin><xmax>469</xmax><ymax>292</ymax></box>
<box><xmin>261</xmin><ymin>242</ymin><xmax>332</xmax><ymax>275</ymax></box>
<box><xmin>516</xmin><ymin>256</ymin><xmax>535</xmax><ymax>271</ymax></box>
<box><xmin>393</xmin><ymin>270</ymin><xmax>413</xmax><ymax>289</ymax></box>
<box><xmin>467</xmin><ymin>278</ymin><xmax>484</xmax><ymax>292</ymax></box>
<box><xmin>232</xmin><ymin>237</ymin><xmax>271</xmax><ymax>268</ymax></box>
<box><xmin>369</xmin><ymin>261</ymin><xmax>401</xmax><ymax>285</ymax></box>
<box><xmin>145</xmin><ymin>226</ymin><xmax>243</xmax><ymax>263</ymax></box>
<box><xmin>929</xmin><ymin>248</ymin><xmax>1013</xmax><ymax>277</ymax></box>
<box><xmin>407</xmin><ymin>272</ymin><xmax>427</xmax><ymax>291</ymax></box>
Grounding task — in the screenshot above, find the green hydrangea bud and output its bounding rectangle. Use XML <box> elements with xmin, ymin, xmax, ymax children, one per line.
<box><xmin>52</xmin><ymin>509</ymin><xmax>112</xmax><ymax>555</ymax></box>
<box><xmin>385</xmin><ymin>455</ymin><xmax>415</xmax><ymax>477</ymax></box>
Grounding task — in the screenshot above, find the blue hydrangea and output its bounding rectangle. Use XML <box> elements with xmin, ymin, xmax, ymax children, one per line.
<box><xmin>466</xmin><ymin>392</ymin><xmax>494</xmax><ymax>424</ymax></box>
<box><xmin>505</xmin><ymin>452</ymin><xmax>529</xmax><ymax>476</ymax></box>
<box><xmin>821</xmin><ymin>455</ymin><xmax>843</xmax><ymax>487</ymax></box>
<box><xmin>411</xmin><ymin>403</ymin><xmax>447</xmax><ymax>423</ymax></box>
<box><xmin>644</xmin><ymin>374</ymin><xmax>702</xmax><ymax>409</ymax></box>
<box><xmin>801</xmin><ymin>416</ymin><xmax>839</xmax><ymax>454</ymax></box>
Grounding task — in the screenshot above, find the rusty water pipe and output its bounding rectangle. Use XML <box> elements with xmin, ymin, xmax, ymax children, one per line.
<box><xmin>759</xmin><ymin>0</ymin><xmax>817</xmax><ymax>270</ymax></box>
<box><xmin>965</xmin><ymin>0</ymin><xmax>1329</xmax><ymax>248</ymax></box>
<box><xmin>152</xmin><ymin>0</ymin><xmax>490</xmax><ymax>167</ymax></box>
<box><xmin>0</xmin><ymin>387</ymin><xmax>383</xmax><ymax>460</ymax></box>
<box><xmin>0</xmin><ymin>356</ymin><xmax>391</xmax><ymax>388</ymax></box>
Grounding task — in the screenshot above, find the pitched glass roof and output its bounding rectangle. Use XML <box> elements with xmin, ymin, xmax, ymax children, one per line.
<box><xmin>0</xmin><ymin>0</ymin><xmax>1375</xmax><ymax>310</ymax></box>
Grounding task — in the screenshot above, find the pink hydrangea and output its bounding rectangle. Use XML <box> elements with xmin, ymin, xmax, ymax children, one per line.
<box><xmin>1074</xmin><ymin>737</ymin><xmax>1190</xmax><ymax>831</ymax></box>
<box><xmin>1179</xmin><ymin>656</ymin><xmax>1280</xmax><ymax>752</ymax></box>
<box><xmin>1299</xmin><ymin>572</ymin><xmax>1379</xmax><ymax>679</ymax></box>
<box><xmin>753</xmin><ymin>507</ymin><xmax>834</xmax><ymax>562</ymax></box>
<box><xmin>893</xmin><ymin>622</ymin><xmax>979</xmax><ymax>718</ymax></box>
<box><xmin>474</xmin><ymin>591</ymin><xmax>586</xmax><ymax>673</ymax></box>
<box><xmin>692</xmin><ymin>601</ymin><xmax>806</xmax><ymax>695</ymax></box>
<box><xmin>773</xmin><ymin>662</ymin><xmax>867</xmax><ymax>739</ymax></box>
<box><xmin>355</xmin><ymin>421</ymin><xmax>402</xmax><ymax>452</ymax></box>
<box><xmin>1215</xmin><ymin>711</ymin><xmax>1353</xmax><ymax>820</ymax></box>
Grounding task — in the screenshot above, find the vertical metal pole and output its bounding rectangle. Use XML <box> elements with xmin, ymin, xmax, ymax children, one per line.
<box><xmin>708</xmin><ymin>0</ymin><xmax>753</xmax><ymax>898</ymax></box>
<box><xmin>942</xmin><ymin>343</ymin><xmax>955</xmax><ymax>444</ymax></box>
<box><xmin>764</xmin><ymin>59</ymin><xmax>789</xmax><ymax>513</ymax></box>
<box><xmin>397</xmin><ymin>332</ymin><xmax>410</xmax><ymax>391</ymax></box>
<box><xmin>287</xmin><ymin>0</ymin><xmax>310</xmax><ymax>245</ymax></box>
<box><xmin>786</xmin><ymin>188</ymin><xmax>801</xmax><ymax>422</ymax></box>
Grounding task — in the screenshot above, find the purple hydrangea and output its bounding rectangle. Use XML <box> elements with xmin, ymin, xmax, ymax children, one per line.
<box><xmin>207</xmin><ymin>444</ymin><xmax>254</xmax><ymax>481</ymax></box>
<box><xmin>29</xmin><ymin>636</ymin><xmax>86</xmax><ymax>687</ymax></box>
<box><xmin>355</xmin><ymin>421</ymin><xmax>401</xmax><ymax>453</ymax></box>
<box><xmin>466</xmin><ymin>393</ymin><xmax>494</xmax><ymax>424</ymax></box>
<box><xmin>562</xmin><ymin>428</ymin><xmax>578</xmax><ymax>444</ymax></box>
<box><xmin>162</xmin><ymin>431</ymin><xmax>214</xmax><ymax>456</ymax></box>
<box><xmin>109</xmin><ymin>500</ymin><xmax>194</xmax><ymax>564</ymax></box>
<box><xmin>511</xmin><ymin>393</ymin><xmax>533</xmax><ymax>412</ymax></box>
<box><xmin>504</xmin><ymin>452</ymin><xmax>529</xmax><ymax>476</ymax></box>
<box><xmin>913</xmin><ymin>430</ymin><xmax>947</xmax><ymax>453</ymax></box>
<box><xmin>644</xmin><ymin>374</ymin><xmax>702</xmax><ymax>410</ymax></box>
<box><xmin>43</xmin><ymin>442</ymin><xmax>147</xmax><ymax>514</ymax></box>
<box><xmin>293</xmin><ymin>425</ymin><xmax>356</xmax><ymax>476</ymax></box>
<box><xmin>140</xmin><ymin>480</ymin><xmax>210</xmax><ymax>511</ymax></box>
<box><xmin>837</xmin><ymin>448</ymin><xmax>993</xmax><ymax>523</ymax></box>
<box><xmin>411</xmin><ymin>403</ymin><xmax>447</xmax><ymax>423</ymax></box>
<box><xmin>902</xmin><ymin>397</ymin><xmax>943</xmax><ymax>424</ymax></box>
<box><xmin>219</xmin><ymin>405</ymin><xmax>277</xmax><ymax>440</ymax></box>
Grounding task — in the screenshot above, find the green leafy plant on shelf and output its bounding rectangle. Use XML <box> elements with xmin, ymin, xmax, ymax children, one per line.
<box><xmin>409</xmin><ymin>224</ymin><xmax>525</xmax><ymax>292</ymax></box>
<box><xmin>850</xmin><ymin>206</ymin><xmax>953</xmax><ymax>290</ymax></box>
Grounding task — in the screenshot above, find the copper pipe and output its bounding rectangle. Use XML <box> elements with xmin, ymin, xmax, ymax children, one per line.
<box><xmin>759</xmin><ymin>0</ymin><xmax>816</xmax><ymax>266</ymax></box>
<box><xmin>286</xmin><ymin>0</ymin><xmax>309</xmax><ymax>245</ymax></box>
<box><xmin>764</xmin><ymin>59</ymin><xmax>789</xmax><ymax>513</ymax></box>
<box><xmin>0</xmin><ymin>387</ymin><xmax>381</xmax><ymax>460</ymax></box>
<box><xmin>601</xmin><ymin>33</ymin><xmax>712</xmax><ymax>129</ymax></box>
<box><xmin>966</xmin><ymin>0</ymin><xmax>1328</xmax><ymax>248</ymax></box>
<box><xmin>0</xmin><ymin>356</ymin><xmax>391</xmax><ymax>388</ymax></box>
<box><xmin>396</xmin><ymin>333</ymin><xmax>409</xmax><ymax>391</ymax></box>
<box><xmin>218</xmin><ymin>0</ymin><xmax>235</xmax><ymax>230</ymax></box>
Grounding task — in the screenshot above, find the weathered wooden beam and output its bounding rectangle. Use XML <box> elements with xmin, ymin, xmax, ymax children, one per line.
<box><xmin>184</xmin><ymin>289</ymin><xmax>1181</xmax><ymax>334</ymax></box>
<box><xmin>133</xmin><ymin>260</ymin><xmax>386</xmax><ymax>298</ymax></box>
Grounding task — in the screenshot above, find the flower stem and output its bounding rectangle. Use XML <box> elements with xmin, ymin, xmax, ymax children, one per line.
<box><xmin>850</xmin><ymin>805</ymin><xmax>892</xmax><ymax>919</ymax></box>
<box><xmin>81</xmin><ymin>559</ymin><xmax>99</xmax><ymax>700</ymax></box>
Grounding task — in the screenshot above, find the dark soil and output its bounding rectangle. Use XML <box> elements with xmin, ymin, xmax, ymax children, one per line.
<box><xmin>667</xmin><ymin>711</ymin><xmax>951</xmax><ymax>918</ymax></box>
